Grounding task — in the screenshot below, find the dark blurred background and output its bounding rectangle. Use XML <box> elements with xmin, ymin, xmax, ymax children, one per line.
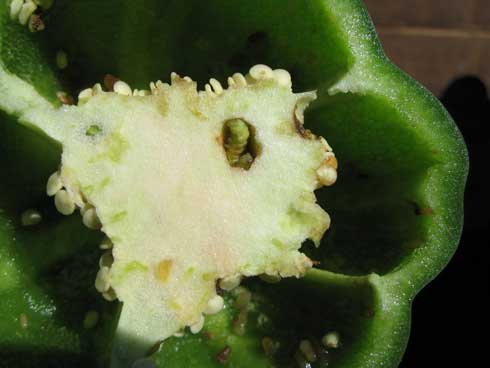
<box><xmin>364</xmin><ymin>1</ymin><xmax>489</xmax><ymax>366</ymax></box>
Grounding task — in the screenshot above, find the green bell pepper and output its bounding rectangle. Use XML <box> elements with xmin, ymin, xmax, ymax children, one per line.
<box><xmin>0</xmin><ymin>0</ymin><xmax>467</xmax><ymax>367</ymax></box>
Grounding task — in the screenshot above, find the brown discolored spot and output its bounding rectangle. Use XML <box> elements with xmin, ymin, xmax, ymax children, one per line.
<box><xmin>155</xmin><ymin>259</ymin><xmax>173</xmax><ymax>283</ymax></box>
<box><xmin>418</xmin><ymin>207</ymin><xmax>434</xmax><ymax>216</ymax></box>
<box><xmin>293</xmin><ymin>103</ymin><xmax>314</xmax><ymax>139</ymax></box>
<box><xmin>410</xmin><ymin>201</ymin><xmax>434</xmax><ymax>216</ymax></box>
<box><xmin>29</xmin><ymin>14</ymin><xmax>45</xmax><ymax>32</ymax></box>
<box><xmin>216</xmin><ymin>346</ymin><xmax>232</xmax><ymax>364</ymax></box>
<box><xmin>215</xmin><ymin>281</ymin><xmax>225</xmax><ymax>295</ymax></box>
<box><xmin>325</xmin><ymin>155</ymin><xmax>338</xmax><ymax>170</ymax></box>
<box><xmin>104</xmin><ymin>74</ymin><xmax>119</xmax><ymax>91</ymax></box>
<box><xmin>203</xmin><ymin>330</ymin><xmax>215</xmax><ymax>340</ymax></box>
<box><xmin>155</xmin><ymin>96</ymin><xmax>169</xmax><ymax>117</ymax></box>
<box><xmin>57</xmin><ymin>93</ymin><xmax>74</xmax><ymax>105</ymax></box>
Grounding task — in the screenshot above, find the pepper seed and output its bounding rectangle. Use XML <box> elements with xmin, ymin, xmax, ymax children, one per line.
<box><xmin>83</xmin><ymin>310</ymin><xmax>99</xmax><ymax>329</ymax></box>
<box><xmin>299</xmin><ymin>339</ymin><xmax>317</xmax><ymax>362</ymax></box>
<box><xmin>54</xmin><ymin>189</ymin><xmax>75</xmax><ymax>215</ymax></box>
<box><xmin>204</xmin><ymin>295</ymin><xmax>224</xmax><ymax>315</ymax></box>
<box><xmin>322</xmin><ymin>331</ymin><xmax>340</xmax><ymax>349</ymax></box>
<box><xmin>21</xmin><ymin>209</ymin><xmax>42</xmax><ymax>226</ymax></box>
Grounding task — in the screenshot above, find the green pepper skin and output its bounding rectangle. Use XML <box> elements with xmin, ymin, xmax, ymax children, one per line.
<box><xmin>0</xmin><ymin>1</ymin><xmax>467</xmax><ymax>367</ymax></box>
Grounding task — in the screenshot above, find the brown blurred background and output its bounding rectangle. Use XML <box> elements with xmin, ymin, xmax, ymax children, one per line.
<box><xmin>364</xmin><ymin>1</ymin><xmax>489</xmax><ymax>367</ymax></box>
<box><xmin>365</xmin><ymin>0</ymin><xmax>489</xmax><ymax>96</ymax></box>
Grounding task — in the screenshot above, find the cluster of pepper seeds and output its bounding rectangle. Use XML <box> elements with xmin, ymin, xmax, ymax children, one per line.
<box><xmin>68</xmin><ymin>64</ymin><xmax>337</xmax><ymax>184</ymax></box>
<box><xmin>293</xmin><ymin>332</ymin><xmax>340</xmax><ymax>367</ymax></box>
<box><xmin>45</xmin><ymin>169</ymin><xmax>118</xmax><ymax>302</ymax></box>
<box><xmin>75</xmin><ymin>64</ymin><xmax>292</xmax><ymax>104</ymax></box>
<box><xmin>205</xmin><ymin>285</ymin><xmax>341</xmax><ymax>367</ymax></box>
<box><xmin>9</xmin><ymin>0</ymin><xmax>53</xmax><ymax>32</ymax></box>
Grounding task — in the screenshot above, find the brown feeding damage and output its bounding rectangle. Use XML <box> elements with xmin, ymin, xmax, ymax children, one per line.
<box><xmin>293</xmin><ymin>103</ymin><xmax>314</xmax><ymax>139</ymax></box>
<box><xmin>104</xmin><ymin>74</ymin><xmax>119</xmax><ymax>91</ymax></box>
<box><xmin>155</xmin><ymin>259</ymin><xmax>173</xmax><ymax>283</ymax></box>
<box><xmin>216</xmin><ymin>346</ymin><xmax>232</xmax><ymax>364</ymax></box>
<box><xmin>28</xmin><ymin>14</ymin><xmax>45</xmax><ymax>32</ymax></box>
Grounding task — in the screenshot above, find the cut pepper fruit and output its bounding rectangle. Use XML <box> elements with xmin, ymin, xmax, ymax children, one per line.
<box><xmin>0</xmin><ymin>1</ymin><xmax>467</xmax><ymax>368</ymax></box>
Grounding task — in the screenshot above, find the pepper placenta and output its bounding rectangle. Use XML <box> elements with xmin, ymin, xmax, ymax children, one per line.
<box><xmin>0</xmin><ymin>1</ymin><xmax>468</xmax><ymax>367</ymax></box>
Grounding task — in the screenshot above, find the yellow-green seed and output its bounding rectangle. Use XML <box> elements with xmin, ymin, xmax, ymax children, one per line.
<box><xmin>189</xmin><ymin>314</ymin><xmax>205</xmax><ymax>334</ymax></box>
<box><xmin>54</xmin><ymin>189</ymin><xmax>75</xmax><ymax>215</ymax></box>
<box><xmin>203</xmin><ymin>295</ymin><xmax>224</xmax><ymax>315</ymax></box>
<box><xmin>82</xmin><ymin>207</ymin><xmax>101</xmax><ymax>230</ymax></box>
<box><xmin>83</xmin><ymin>310</ymin><xmax>99</xmax><ymax>329</ymax></box>
<box><xmin>219</xmin><ymin>275</ymin><xmax>241</xmax><ymax>291</ymax></box>
<box><xmin>259</xmin><ymin>274</ymin><xmax>281</xmax><ymax>284</ymax></box>
<box><xmin>113</xmin><ymin>80</ymin><xmax>132</xmax><ymax>96</ymax></box>
<box><xmin>322</xmin><ymin>331</ymin><xmax>340</xmax><ymax>349</ymax></box>
<box><xmin>209</xmin><ymin>78</ymin><xmax>223</xmax><ymax>94</ymax></box>
<box><xmin>99</xmin><ymin>251</ymin><xmax>114</xmax><ymax>268</ymax></box>
<box><xmin>102</xmin><ymin>288</ymin><xmax>117</xmax><ymax>302</ymax></box>
<box><xmin>294</xmin><ymin>350</ymin><xmax>309</xmax><ymax>368</ymax></box>
<box><xmin>249</xmin><ymin>64</ymin><xmax>273</xmax><ymax>80</ymax></box>
<box><xmin>299</xmin><ymin>339</ymin><xmax>317</xmax><ymax>362</ymax></box>
<box><xmin>19</xmin><ymin>313</ymin><xmax>28</xmax><ymax>329</ymax></box>
<box><xmin>99</xmin><ymin>237</ymin><xmax>113</xmax><ymax>250</ymax></box>
<box><xmin>56</xmin><ymin>50</ymin><xmax>68</xmax><ymax>69</ymax></box>
<box><xmin>273</xmin><ymin>68</ymin><xmax>292</xmax><ymax>88</ymax></box>
<box><xmin>46</xmin><ymin>171</ymin><xmax>62</xmax><ymax>196</ymax></box>
<box><xmin>21</xmin><ymin>209</ymin><xmax>42</xmax><ymax>226</ymax></box>
<box><xmin>95</xmin><ymin>266</ymin><xmax>111</xmax><ymax>293</ymax></box>
<box><xmin>18</xmin><ymin>1</ymin><xmax>37</xmax><ymax>25</ymax></box>
<box><xmin>10</xmin><ymin>0</ymin><xmax>24</xmax><ymax>20</ymax></box>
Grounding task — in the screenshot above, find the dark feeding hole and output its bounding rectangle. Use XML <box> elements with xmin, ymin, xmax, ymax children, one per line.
<box><xmin>408</xmin><ymin>201</ymin><xmax>434</xmax><ymax>216</ymax></box>
<box><xmin>222</xmin><ymin>118</ymin><xmax>261</xmax><ymax>170</ymax></box>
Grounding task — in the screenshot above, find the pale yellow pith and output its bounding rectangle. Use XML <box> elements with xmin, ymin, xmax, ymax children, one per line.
<box><xmin>45</xmin><ymin>65</ymin><xmax>337</xmax><ymax>348</ymax></box>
